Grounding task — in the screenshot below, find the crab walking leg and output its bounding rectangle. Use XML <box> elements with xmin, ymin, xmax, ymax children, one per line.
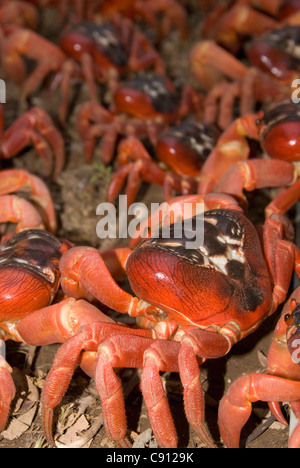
<box><xmin>209</xmin><ymin>4</ymin><xmax>280</xmax><ymax>44</ymax></box>
<box><xmin>178</xmin><ymin>329</ymin><xmax>233</xmax><ymax>448</ymax></box>
<box><xmin>218</xmin><ymin>374</ymin><xmax>300</xmax><ymax>448</ymax></box>
<box><xmin>266</xmin><ymin>179</ymin><xmax>300</xmax><ymax>218</ymax></box>
<box><xmin>0</xmin><ymin>341</ymin><xmax>15</xmax><ymax>433</ymax></box>
<box><xmin>140</xmin><ymin>329</ymin><xmax>231</xmax><ymax>448</ymax></box>
<box><xmin>0</xmin><ymin>195</ymin><xmax>45</xmax><ymax>231</ymax></box>
<box><xmin>264</xmin><ymin>216</ymin><xmax>300</xmax><ymax>303</ymax></box>
<box><xmin>140</xmin><ymin>340</ymin><xmax>182</xmax><ymax>448</ymax></box>
<box><xmin>29</xmin><ymin>108</ymin><xmax>66</xmax><ymax>179</ymax></box>
<box><xmin>41</xmin><ymin>324</ymin><xmax>153</xmax><ymax>447</ymax></box>
<box><xmin>198</xmin><ymin>113</ymin><xmax>261</xmax><ymax>194</ymax></box>
<box><xmin>214</xmin><ymin>160</ymin><xmax>296</xmax><ymax>201</ymax></box>
<box><xmin>0</xmin><ymin>352</ymin><xmax>15</xmax><ymax>433</ymax></box>
<box><xmin>289</xmin><ymin>402</ymin><xmax>300</xmax><ymax>447</ymax></box>
<box><xmin>95</xmin><ymin>335</ymin><xmax>163</xmax><ymax>447</ymax></box>
<box><xmin>0</xmin><ymin>297</ymin><xmax>123</xmax><ymax>436</ymax></box>
<box><xmin>190</xmin><ymin>40</ymin><xmax>249</xmax><ymax>90</ymax></box>
<box><xmin>0</xmin><ymin>108</ymin><xmax>65</xmax><ymax>179</ymax></box>
<box><xmin>0</xmin><ymin>169</ymin><xmax>57</xmax><ymax>233</ymax></box>
<box><xmin>14</xmin><ymin>298</ymin><xmax>115</xmax><ymax>345</ymax></box>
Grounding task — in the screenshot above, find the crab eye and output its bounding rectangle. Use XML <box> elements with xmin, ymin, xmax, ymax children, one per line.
<box><xmin>285</xmin><ymin>313</ymin><xmax>293</xmax><ymax>325</ymax></box>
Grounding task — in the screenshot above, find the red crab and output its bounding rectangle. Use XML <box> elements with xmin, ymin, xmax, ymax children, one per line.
<box><xmin>0</xmin><ymin>229</ymin><xmax>123</xmax><ymax>434</ymax></box>
<box><xmin>88</xmin><ymin>0</ymin><xmax>188</xmax><ymax>39</ymax></box>
<box><xmin>190</xmin><ymin>37</ymin><xmax>290</xmax><ymax>129</ymax></box>
<box><xmin>24</xmin><ymin>0</ymin><xmax>188</xmax><ymax>36</ymax></box>
<box><xmin>246</xmin><ymin>25</ymin><xmax>300</xmax><ymax>85</ymax></box>
<box><xmin>108</xmin><ymin>121</ymin><xmax>221</xmax><ymax>207</ymax></box>
<box><xmin>1</xmin><ymin>25</ymin><xmax>66</xmax><ymax>102</ymax></box>
<box><xmin>218</xmin><ymin>288</ymin><xmax>300</xmax><ymax>448</ymax></box>
<box><xmin>0</xmin><ymin>105</ymin><xmax>65</xmax><ymax>178</ymax></box>
<box><xmin>198</xmin><ymin>101</ymin><xmax>300</xmax><ymax>197</ymax></box>
<box><xmin>59</xmin><ymin>16</ymin><xmax>165</xmax><ymax>102</ymax></box>
<box><xmin>201</xmin><ymin>0</ymin><xmax>300</xmax><ymax>53</ymax></box>
<box><xmin>190</xmin><ymin>22</ymin><xmax>300</xmax><ymax>129</ymax></box>
<box><xmin>77</xmin><ymin>74</ymin><xmax>203</xmax><ymax>163</ymax></box>
<box><xmin>22</xmin><ymin>0</ymin><xmax>86</xmax><ymax>22</ymax></box>
<box><xmin>0</xmin><ymin>219</ymin><xmax>141</xmax><ymax>436</ymax></box>
<box><xmin>0</xmin><ymin>0</ymin><xmax>38</xmax><ymax>28</ymax></box>
<box><xmin>279</xmin><ymin>0</ymin><xmax>300</xmax><ymax>21</ymax></box>
<box><xmin>0</xmin><ymin>24</ymin><xmax>102</xmax><ymax>124</ymax></box>
<box><xmin>39</xmin><ymin>191</ymin><xmax>300</xmax><ymax>448</ymax></box>
<box><xmin>0</xmin><ymin>168</ymin><xmax>57</xmax><ymax>234</ymax></box>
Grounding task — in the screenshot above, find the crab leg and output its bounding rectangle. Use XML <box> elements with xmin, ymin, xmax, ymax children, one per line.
<box><xmin>14</xmin><ymin>298</ymin><xmax>115</xmax><ymax>345</ymax></box>
<box><xmin>0</xmin><ymin>297</ymin><xmax>125</xmax><ymax>434</ymax></box>
<box><xmin>0</xmin><ymin>195</ymin><xmax>45</xmax><ymax>231</ymax></box>
<box><xmin>76</xmin><ymin>101</ymin><xmax>116</xmax><ymax>163</ymax></box>
<box><xmin>128</xmin><ymin>30</ymin><xmax>165</xmax><ymax>75</ymax></box>
<box><xmin>2</xmin><ymin>28</ymin><xmax>65</xmax><ymax>97</ymax></box>
<box><xmin>101</xmin><ymin>247</ymin><xmax>132</xmax><ymax>281</ymax></box>
<box><xmin>214</xmin><ymin>159</ymin><xmax>296</xmax><ymax>202</ymax></box>
<box><xmin>219</xmin><ymin>373</ymin><xmax>300</xmax><ymax>448</ymax></box>
<box><xmin>28</xmin><ymin>108</ymin><xmax>65</xmax><ymax>178</ymax></box>
<box><xmin>109</xmin><ymin>158</ymin><xmax>196</xmax><ymax>208</ymax></box>
<box><xmin>41</xmin><ymin>323</ymin><xmax>153</xmax><ymax>447</ymax></box>
<box><xmin>0</xmin><ymin>169</ymin><xmax>57</xmax><ymax>233</ymax></box>
<box><xmin>204</xmin><ymin>82</ymin><xmax>243</xmax><ymax>130</ymax></box>
<box><xmin>251</xmin><ymin>0</ymin><xmax>283</xmax><ymax>16</ymax></box>
<box><xmin>141</xmin><ymin>336</ymin><xmax>217</xmax><ymax>448</ymax></box>
<box><xmin>198</xmin><ymin>113</ymin><xmax>262</xmax><ymax>194</ymax></box>
<box><xmin>266</xmin><ymin>179</ymin><xmax>300</xmax><ymax>218</ymax></box>
<box><xmin>0</xmin><ymin>109</ymin><xmax>65</xmax><ymax>179</ymax></box>
<box><xmin>210</xmin><ymin>4</ymin><xmax>279</xmax><ymax>51</ymax></box>
<box><xmin>95</xmin><ymin>334</ymin><xmax>161</xmax><ymax>447</ymax></box>
<box><xmin>0</xmin><ymin>1</ymin><xmax>38</xmax><ymax>29</ymax></box>
<box><xmin>95</xmin><ymin>326</ymin><xmax>231</xmax><ymax>448</ymax></box>
<box><xmin>190</xmin><ymin>40</ymin><xmax>248</xmax><ymax>90</ymax></box>
<box><xmin>0</xmin><ymin>352</ymin><xmax>15</xmax><ymax>432</ymax></box>
<box><xmin>263</xmin><ymin>215</ymin><xmax>300</xmax><ymax>303</ymax></box>
<box><xmin>204</xmin><ymin>71</ymin><xmax>257</xmax><ymax>129</ymax></box>
<box><xmin>219</xmin><ymin>292</ymin><xmax>300</xmax><ymax>448</ymax></box>
<box><xmin>141</xmin><ymin>341</ymin><xmax>183</xmax><ymax>448</ymax></box>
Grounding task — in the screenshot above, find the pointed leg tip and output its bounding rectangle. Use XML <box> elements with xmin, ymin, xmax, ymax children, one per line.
<box><xmin>42</xmin><ymin>406</ymin><xmax>56</xmax><ymax>448</ymax></box>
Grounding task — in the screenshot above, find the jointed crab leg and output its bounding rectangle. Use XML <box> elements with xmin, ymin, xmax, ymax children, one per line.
<box><xmin>0</xmin><ymin>296</ymin><xmax>130</xmax><ymax>434</ymax></box>
<box><xmin>42</xmin><ymin>323</ymin><xmax>153</xmax><ymax>447</ymax></box>
<box><xmin>218</xmin><ymin>373</ymin><xmax>300</xmax><ymax>448</ymax></box>
<box><xmin>0</xmin><ymin>169</ymin><xmax>57</xmax><ymax>233</ymax></box>
<box><xmin>0</xmin><ymin>347</ymin><xmax>15</xmax><ymax>432</ymax></box>
<box><xmin>41</xmin><ymin>321</ymin><xmax>232</xmax><ymax>448</ymax></box>
<box><xmin>218</xmin><ymin>289</ymin><xmax>300</xmax><ymax>448</ymax></box>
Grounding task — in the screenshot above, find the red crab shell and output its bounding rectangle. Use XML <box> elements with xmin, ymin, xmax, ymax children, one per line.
<box><xmin>126</xmin><ymin>209</ymin><xmax>272</xmax><ymax>337</ymax></box>
<box><xmin>0</xmin><ymin>230</ymin><xmax>64</xmax><ymax>322</ymax></box>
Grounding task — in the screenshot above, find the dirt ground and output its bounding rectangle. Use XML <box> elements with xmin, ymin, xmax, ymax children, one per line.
<box><xmin>0</xmin><ymin>1</ymin><xmax>294</xmax><ymax>449</ymax></box>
